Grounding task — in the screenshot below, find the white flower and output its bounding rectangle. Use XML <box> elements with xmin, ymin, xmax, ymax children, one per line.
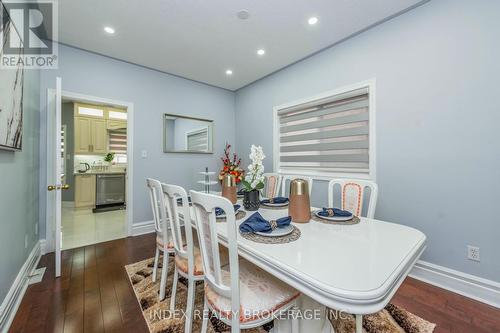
<box><xmin>244</xmin><ymin>145</ymin><xmax>266</xmax><ymax>190</ymax></box>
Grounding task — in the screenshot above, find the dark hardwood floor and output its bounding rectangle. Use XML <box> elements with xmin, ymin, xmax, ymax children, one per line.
<box><xmin>9</xmin><ymin>233</ymin><xmax>500</xmax><ymax>333</ymax></box>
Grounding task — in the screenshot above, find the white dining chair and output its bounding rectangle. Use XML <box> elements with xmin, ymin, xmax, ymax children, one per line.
<box><xmin>327</xmin><ymin>179</ymin><xmax>378</xmax><ymax>218</ymax></box>
<box><xmin>262</xmin><ymin>173</ymin><xmax>282</xmax><ymax>198</ymax></box>
<box><xmin>162</xmin><ymin>183</ymin><xmax>203</xmax><ymax>333</ymax></box>
<box><xmin>280</xmin><ymin>175</ymin><xmax>313</xmax><ymax>197</ymax></box>
<box><xmin>146</xmin><ymin>178</ymin><xmax>174</xmax><ymax>300</ymax></box>
<box><xmin>189</xmin><ymin>190</ymin><xmax>300</xmax><ymax>333</ymax></box>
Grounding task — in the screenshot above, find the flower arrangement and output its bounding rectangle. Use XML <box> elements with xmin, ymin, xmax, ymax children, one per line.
<box><xmin>218</xmin><ymin>143</ymin><xmax>244</xmax><ymax>183</ymax></box>
<box><xmin>241</xmin><ymin>145</ymin><xmax>265</xmax><ymax>192</ymax></box>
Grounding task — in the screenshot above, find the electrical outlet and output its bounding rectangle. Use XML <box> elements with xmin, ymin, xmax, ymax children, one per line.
<box><xmin>467</xmin><ymin>245</ymin><xmax>480</xmax><ymax>262</ymax></box>
<box><xmin>24</xmin><ymin>234</ymin><xmax>28</xmax><ymax>249</ymax></box>
<box><xmin>141</xmin><ymin>150</ymin><xmax>148</xmax><ymax>158</ymax></box>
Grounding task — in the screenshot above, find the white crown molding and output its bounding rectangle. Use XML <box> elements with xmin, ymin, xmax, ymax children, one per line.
<box><xmin>410</xmin><ymin>260</ymin><xmax>500</xmax><ymax>309</ymax></box>
<box><xmin>131</xmin><ymin>220</ymin><xmax>155</xmax><ymax>236</ymax></box>
<box><xmin>0</xmin><ymin>241</ymin><xmax>42</xmax><ymax>333</ymax></box>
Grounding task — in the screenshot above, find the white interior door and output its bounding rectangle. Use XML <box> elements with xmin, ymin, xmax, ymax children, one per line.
<box><xmin>46</xmin><ymin>77</ymin><xmax>64</xmax><ymax>277</ymax></box>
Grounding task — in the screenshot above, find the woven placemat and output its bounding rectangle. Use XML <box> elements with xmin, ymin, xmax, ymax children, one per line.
<box><xmin>240</xmin><ymin>225</ymin><xmax>301</xmax><ymax>244</ymax></box>
<box><xmin>216</xmin><ymin>210</ymin><xmax>247</xmax><ymax>221</ymax></box>
<box><xmin>259</xmin><ymin>204</ymin><xmax>289</xmax><ymax>211</ymax></box>
<box><xmin>311</xmin><ymin>211</ymin><xmax>360</xmax><ymax>225</ymax></box>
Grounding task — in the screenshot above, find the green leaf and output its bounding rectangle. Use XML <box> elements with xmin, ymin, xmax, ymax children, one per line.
<box><xmin>241</xmin><ymin>180</ymin><xmax>251</xmax><ymax>190</ymax></box>
<box><xmin>255</xmin><ymin>182</ymin><xmax>264</xmax><ymax>190</ymax></box>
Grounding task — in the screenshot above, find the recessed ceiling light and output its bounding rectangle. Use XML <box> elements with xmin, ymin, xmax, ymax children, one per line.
<box><xmin>257</xmin><ymin>49</ymin><xmax>265</xmax><ymax>56</ymax></box>
<box><xmin>308</xmin><ymin>17</ymin><xmax>318</xmax><ymax>25</ymax></box>
<box><xmin>225</xmin><ymin>69</ymin><xmax>233</xmax><ymax>75</ymax></box>
<box><xmin>104</xmin><ymin>26</ymin><xmax>115</xmax><ymax>34</ymax></box>
<box><xmin>237</xmin><ymin>10</ymin><xmax>250</xmax><ymax>20</ymax></box>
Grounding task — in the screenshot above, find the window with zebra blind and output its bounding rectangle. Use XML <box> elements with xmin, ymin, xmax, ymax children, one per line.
<box><xmin>108</xmin><ymin>129</ymin><xmax>127</xmax><ymax>163</ymax></box>
<box><xmin>273</xmin><ymin>80</ymin><xmax>376</xmax><ymax>180</ymax></box>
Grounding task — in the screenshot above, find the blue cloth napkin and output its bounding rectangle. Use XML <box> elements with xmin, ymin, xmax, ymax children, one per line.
<box><xmin>215</xmin><ymin>204</ymin><xmax>241</xmax><ymax>216</ymax></box>
<box><xmin>317</xmin><ymin>207</ymin><xmax>353</xmax><ymax>217</ymax></box>
<box><xmin>261</xmin><ymin>197</ymin><xmax>289</xmax><ymax>205</ymax></box>
<box><xmin>239</xmin><ymin>212</ymin><xmax>291</xmax><ymax>233</ymax></box>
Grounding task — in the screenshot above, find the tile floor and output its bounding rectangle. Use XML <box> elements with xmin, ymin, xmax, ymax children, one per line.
<box><xmin>61</xmin><ymin>204</ymin><xmax>127</xmax><ymax>250</ymax></box>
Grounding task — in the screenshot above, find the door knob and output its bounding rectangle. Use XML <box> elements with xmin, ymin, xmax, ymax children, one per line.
<box><xmin>47</xmin><ymin>184</ymin><xmax>70</xmax><ymax>191</ymax></box>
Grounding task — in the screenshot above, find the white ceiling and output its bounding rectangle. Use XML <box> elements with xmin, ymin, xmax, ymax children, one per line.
<box><xmin>59</xmin><ymin>0</ymin><xmax>426</xmax><ymax>91</ymax></box>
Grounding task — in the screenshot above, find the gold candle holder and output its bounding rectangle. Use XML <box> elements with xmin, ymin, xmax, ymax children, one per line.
<box><xmin>221</xmin><ymin>174</ymin><xmax>237</xmax><ymax>204</ymax></box>
<box><xmin>288</xmin><ymin>179</ymin><xmax>311</xmax><ymax>223</ymax></box>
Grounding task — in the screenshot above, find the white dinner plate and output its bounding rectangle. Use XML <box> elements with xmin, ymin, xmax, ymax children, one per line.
<box><xmin>217</xmin><ymin>209</ymin><xmax>240</xmax><ymax>219</ymax></box>
<box><xmin>255</xmin><ymin>224</ymin><xmax>294</xmax><ymax>237</ymax></box>
<box><xmin>314</xmin><ymin>210</ymin><xmax>353</xmax><ymax>221</ymax></box>
<box><xmin>261</xmin><ymin>201</ymin><xmax>289</xmax><ymax>207</ymax></box>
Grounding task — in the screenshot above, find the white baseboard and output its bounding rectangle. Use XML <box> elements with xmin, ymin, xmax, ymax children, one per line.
<box><xmin>0</xmin><ymin>240</ymin><xmax>42</xmax><ymax>332</ymax></box>
<box><xmin>131</xmin><ymin>220</ymin><xmax>155</xmax><ymax>236</ymax></box>
<box><xmin>39</xmin><ymin>239</ymin><xmax>47</xmax><ymax>255</ymax></box>
<box><xmin>410</xmin><ymin>260</ymin><xmax>500</xmax><ymax>308</ymax></box>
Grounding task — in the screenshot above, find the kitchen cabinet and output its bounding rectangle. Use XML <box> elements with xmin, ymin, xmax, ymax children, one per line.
<box><xmin>74</xmin><ymin>174</ymin><xmax>96</xmax><ymax>208</ymax></box>
<box><xmin>91</xmin><ymin>119</ymin><xmax>107</xmax><ymax>153</ymax></box>
<box><xmin>74</xmin><ymin>116</ymin><xmax>108</xmax><ymax>154</ymax></box>
<box><xmin>74</xmin><ymin>116</ymin><xmax>91</xmax><ymax>153</ymax></box>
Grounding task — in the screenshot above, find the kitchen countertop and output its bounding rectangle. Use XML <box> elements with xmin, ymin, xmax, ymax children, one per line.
<box><xmin>74</xmin><ymin>170</ymin><xmax>126</xmax><ymax>175</ymax></box>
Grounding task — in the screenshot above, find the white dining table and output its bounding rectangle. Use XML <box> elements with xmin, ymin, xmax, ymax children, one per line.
<box><xmin>187</xmin><ymin>202</ymin><xmax>426</xmax><ymax>333</ymax></box>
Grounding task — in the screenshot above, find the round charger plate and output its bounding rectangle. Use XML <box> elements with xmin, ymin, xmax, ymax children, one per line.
<box><xmin>255</xmin><ymin>224</ymin><xmax>294</xmax><ymax>237</ymax></box>
<box><xmin>240</xmin><ymin>225</ymin><xmax>301</xmax><ymax>244</ymax></box>
<box><xmin>314</xmin><ymin>210</ymin><xmax>353</xmax><ymax>221</ymax></box>
<box><xmin>261</xmin><ymin>201</ymin><xmax>289</xmax><ymax>207</ymax></box>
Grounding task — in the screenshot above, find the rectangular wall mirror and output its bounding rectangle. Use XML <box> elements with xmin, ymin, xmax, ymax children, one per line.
<box><xmin>163</xmin><ymin>114</ymin><xmax>214</xmax><ymax>153</ymax></box>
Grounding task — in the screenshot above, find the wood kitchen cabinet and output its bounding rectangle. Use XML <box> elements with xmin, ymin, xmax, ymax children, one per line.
<box><xmin>74</xmin><ymin>174</ymin><xmax>96</xmax><ymax>208</ymax></box>
<box><xmin>91</xmin><ymin>119</ymin><xmax>107</xmax><ymax>153</ymax></box>
<box><xmin>74</xmin><ymin>116</ymin><xmax>92</xmax><ymax>153</ymax></box>
<box><xmin>74</xmin><ymin>116</ymin><xmax>108</xmax><ymax>154</ymax></box>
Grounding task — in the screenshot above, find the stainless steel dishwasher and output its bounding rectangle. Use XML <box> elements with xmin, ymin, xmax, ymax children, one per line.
<box><xmin>94</xmin><ymin>173</ymin><xmax>126</xmax><ymax>212</ymax></box>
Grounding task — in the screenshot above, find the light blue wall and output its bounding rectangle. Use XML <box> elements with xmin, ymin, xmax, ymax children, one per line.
<box><xmin>235</xmin><ymin>0</ymin><xmax>500</xmax><ymax>281</ymax></box>
<box><xmin>0</xmin><ymin>67</ymin><xmax>40</xmax><ymax>301</ymax></box>
<box><xmin>39</xmin><ymin>44</ymin><xmax>235</xmax><ymax>237</ymax></box>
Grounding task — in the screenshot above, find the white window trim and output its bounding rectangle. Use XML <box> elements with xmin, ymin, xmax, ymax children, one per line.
<box><xmin>273</xmin><ymin>79</ymin><xmax>376</xmax><ymax>181</ymax></box>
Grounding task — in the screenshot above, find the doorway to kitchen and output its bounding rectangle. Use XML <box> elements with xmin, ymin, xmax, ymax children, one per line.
<box><xmin>60</xmin><ymin>98</ymin><xmax>130</xmax><ymax>250</ymax></box>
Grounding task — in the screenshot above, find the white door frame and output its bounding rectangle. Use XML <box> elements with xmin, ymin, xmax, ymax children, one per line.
<box><xmin>45</xmin><ymin>89</ymin><xmax>134</xmax><ymax>253</ymax></box>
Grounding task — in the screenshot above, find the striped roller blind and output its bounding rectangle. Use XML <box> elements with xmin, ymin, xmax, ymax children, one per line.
<box><xmin>277</xmin><ymin>87</ymin><xmax>370</xmax><ymax>176</ymax></box>
<box><xmin>108</xmin><ymin>129</ymin><xmax>127</xmax><ymax>154</ymax></box>
<box><xmin>186</xmin><ymin>128</ymin><xmax>208</xmax><ymax>151</ymax></box>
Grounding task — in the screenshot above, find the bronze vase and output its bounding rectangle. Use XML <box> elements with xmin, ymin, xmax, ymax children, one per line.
<box><xmin>288</xmin><ymin>179</ymin><xmax>311</xmax><ymax>223</ymax></box>
<box><xmin>221</xmin><ymin>174</ymin><xmax>237</xmax><ymax>204</ymax></box>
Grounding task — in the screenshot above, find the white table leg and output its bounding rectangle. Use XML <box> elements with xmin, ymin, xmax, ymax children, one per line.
<box><xmin>272</xmin><ymin>295</ymin><xmax>334</xmax><ymax>333</ymax></box>
<box><xmin>355</xmin><ymin>314</ymin><xmax>363</xmax><ymax>333</ymax></box>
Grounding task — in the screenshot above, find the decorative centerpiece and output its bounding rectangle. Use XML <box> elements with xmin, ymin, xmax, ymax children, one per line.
<box><xmin>221</xmin><ymin>174</ymin><xmax>237</xmax><ymax>204</ymax></box>
<box><xmin>198</xmin><ymin>167</ymin><xmax>217</xmax><ymax>193</ymax></box>
<box><xmin>241</xmin><ymin>145</ymin><xmax>265</xmax><ymax>211</ymax></box>
<box><xmin>218</xmin><ymin>143</ymin><xmax>244</xmax><ymax>184</ymax></box>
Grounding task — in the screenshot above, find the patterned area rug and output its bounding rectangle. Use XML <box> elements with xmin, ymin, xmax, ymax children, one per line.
<box><xmin>125</xmin><ymin>256</ymin><xmax>435</xmax><ymax>333</ymax></box>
